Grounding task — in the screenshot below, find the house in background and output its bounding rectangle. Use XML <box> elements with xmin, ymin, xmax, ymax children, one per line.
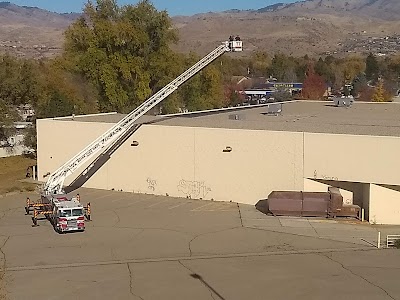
<box><xmin>0</xmin><ymin>105</ymin><xmax>35</xmax><ymax>158</ymax></box>
<box><xmin>0</xmin><ymin>122</ymin><xmax>34</xmax><ymax>158</ymax></box>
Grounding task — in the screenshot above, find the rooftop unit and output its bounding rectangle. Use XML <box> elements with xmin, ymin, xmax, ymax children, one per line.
<box><xmin>333</xmin><ymin>96</ymin><xmax>354</xmax><ymax>108</ymax></box>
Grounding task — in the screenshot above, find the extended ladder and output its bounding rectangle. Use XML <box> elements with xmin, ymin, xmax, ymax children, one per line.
<box><xmin>44</xmin><ymin>40</ymin><xmax>242</xmax><ymax>194</ymax></box>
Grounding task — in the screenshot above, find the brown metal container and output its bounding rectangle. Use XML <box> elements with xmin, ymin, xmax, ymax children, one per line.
<box><xmin>336</xmin><ymin>205</ymin><xmax>361</xmax><ymax>219</ymax></box>
<box><xmin>267</xmin><ymin>191</ymin><xmax>303</xmax><ymax>216</ymax></box>
<box><xmin>302</xmin><ymin>192</ymin><xmax>330</xmax><ymax>217</ymax></box>
<box><xmin>266</xmin><ymin>190</ymin><xmax>357</xmax><ymax>219</ymax></box>
<box><xmin>328</xmin><ymin>188</ymin><xmax>344</xmax><ymax>218</ymax></box>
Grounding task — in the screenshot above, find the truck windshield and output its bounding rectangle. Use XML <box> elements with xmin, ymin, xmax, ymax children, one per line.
<box><xmin>72</xmin><ymin>209</ymin><xmax>84</xmax><ymax>217</ymax></box>
<box><xmin>59</xmin><ymin>210</ymin><xmax>72</xmax><ymax>217</ymax></box>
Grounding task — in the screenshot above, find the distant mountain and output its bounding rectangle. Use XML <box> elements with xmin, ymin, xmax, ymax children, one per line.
<box><xmin>256</xmin><ymin>0</ymin><xmax>400</xmax><ymax>20</ymax></box>
<box><xmin>0</xmin><ymin>2</ymin><xmax>78</xmax><ymax>26</ymax></box>
<box><xmin>256</xmin><ymin>3</ymin><xmax>289</xmax><ymax>13</ymax></box>
<box><xmin>0</xmin><ymin>2</ymin><xmax>80</xmax><ymax>58</ymax></box>
<box><xmin>0</xmin><ymin>0</ymin><xmax>400</xmax><ymax>59</ymax></box>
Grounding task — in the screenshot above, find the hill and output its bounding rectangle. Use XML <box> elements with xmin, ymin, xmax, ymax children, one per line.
<box><xmin>0</xmin><ymin>2</ymin><xmax>78</xmax><ymax>58</ymax></box>
<box><xmin>264</xmin><ymin>0</ymin><xmax>400</xmax><ymax>20</ymax></box>
<box><xmin>0</xmin><ymin>0</ymin><xmax>399</xmax><ymax>59</ymax></box>
<box><xmin>174</xmin><ymin>0</ymin><xmax>400</xmax><ymax>56</ymax></box>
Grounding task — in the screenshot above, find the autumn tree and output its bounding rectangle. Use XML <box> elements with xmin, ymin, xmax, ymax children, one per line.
<box><xmin>358</xmin><ymin>86</ymin><xmax>374</xmax><ymax>102</ymax></box>
<box><xmin>64</xmin><ymin>0</ymin><xmax>178</xmax><ymax>113</ymax></box>
<box><xmin>343</xmin><ymin>56</ymin><xmax>365</xmax><ymax>84</ymax></box>
<box><xmin>301</xmin><ymin>64</ymin><xmax>326</xmax><ymax>100</ymax></box>
<box><xmin>249</xmin><ymin>51</ymin><xmax>270</xmax><ymax>77</ymax></box>
<box><xmin>179</xmin><ymin>62</ymin><xmax>224</xmax><ymax>112</ymax></box>
<box><xmin>224</xmin><ymin>83</ymin><xmax>245</xmax><ymax>107</ymax></box>
<box><xmin>371</xmin><ymin>80</ymin><xmax>385</xmax><ymax>102</ymax></box>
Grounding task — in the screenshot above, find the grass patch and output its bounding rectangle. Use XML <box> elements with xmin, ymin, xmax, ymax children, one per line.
<box><xmin>0</xmin><ymin>156</ymin><xmax>36</xmax><ymax>195</ymax></box>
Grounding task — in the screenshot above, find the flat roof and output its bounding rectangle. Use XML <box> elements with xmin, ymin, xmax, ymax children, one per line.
<box><xmin>58</xmin><ymin>101</ymin><xmax>400</xmax><ymax>137</ymax></box>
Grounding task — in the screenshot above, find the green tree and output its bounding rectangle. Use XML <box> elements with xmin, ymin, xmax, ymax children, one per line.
<box><xmin>365</xmin><ymin>53</ymin><xmax>379</xmax><ymax>82</ymax></box>
<box><xmin>269</xmin><ymin>53</ymin><xmax>293</xmax><ymax>81</ymax></box>
<box><xmin>249</xmin><ymin>51</ymin><xmax>270</xmax><ymax>76</ymax></box>
<box><xmin>180</xmin><ymin>65</ymin><xmax>224</xmax><ymax>112</ymax></box>
<box><xmin>64</xmin><ymin>0</ymin><xmax>178</xmax><ymax>113</ymax></box>
<box><xmin>0</xmin><ymin>101</ymin><xmax>18</xmax><ymax>142</ymax></box>
<box><xmin>315</xmin><ymin>57</ymin><xmax>335</xmax><ymax>85</ymax></box>
<box><xmin>0</xmin><ymin>55</ymin><xmax>41</xmax><ymax>107</ymax></box>
<box><xmin>352</xmin><ymin>73</ymin><xmax>368</xmax><ymax>97</ymax></box>
<box><xmin>34</xmin><ymin>60</ymin><xmax>99</xmax><ymax>118</ymax></box>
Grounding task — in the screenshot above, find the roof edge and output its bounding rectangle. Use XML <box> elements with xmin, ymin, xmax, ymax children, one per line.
<box><xmin>47</xmin><ymin>112</ymin><xmax>118</xmax><ymax>121</ymax></box>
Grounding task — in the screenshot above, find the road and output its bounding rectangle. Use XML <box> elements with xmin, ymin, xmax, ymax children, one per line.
<box><xmin>0</xmin><ymin>188</ymin><xmax>400</xmax><ymax>300</ymax></box>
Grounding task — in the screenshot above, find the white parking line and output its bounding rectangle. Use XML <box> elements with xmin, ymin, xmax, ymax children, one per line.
<box><xmin>91</xmin><ymin>193</ymin><xmax>115</xmax><ymax>201</ymax></box>
<box><xmin>191</xmin><ymin>202</ymin><xmax>215</xmax><ymax>212</ymax></box>
<box><xmin>146</xmin><ymin>199</ymin><xmax>169</xmax><ymax>208</ymax></box>
<box><xmin>127</xmin><ymin>199</ymin><xmax>148</xmax><ymax>205</ymax></box>
<box><xmin>168</xmin><ymin>202</ymin><xmax>187</xmax><ymax>210</ymax></box>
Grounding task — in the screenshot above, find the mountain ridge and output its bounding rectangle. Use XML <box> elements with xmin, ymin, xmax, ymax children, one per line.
<box><xmin>0</xmin><ymin>1</ymin><xmax>399</xmax><ymax>59</ymax></box>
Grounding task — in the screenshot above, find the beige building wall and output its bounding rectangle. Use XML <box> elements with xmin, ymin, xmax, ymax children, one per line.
<box><xmin>362</xmin><ymin>184</ymin><xmax>371</xmax><ymax>221</ymax></box>
<box><xmin>37</xmin><ymin>119</ymin><xmax>304</xmax><ymax>205</ymax></box>
<box><xmin>37</xmin><ymin>119</ymin><xmax>114</xmax><ymax>186</ymax></box>
<box><xmin>368</xmin><ymin>184</ymin><xmax>400</xmax><ymax>225</ymax></box>
<box><xmin>304</xmin><ymin>133</ymin><xmax>400</xmax><ymax>186</ymax></box>
<box><xmin>194</xmin><ymin>128</ymin><xmax>304</xmax><ymax>204</ymax></box>
<box><xmin>37</xmin><ymin>118</ymin><xmax>400</xmax><ymax>224</ymax></box>
<box><xmin>105</xmin><ymin>125</ymin><xmax>196</xmax><ymax>195</ymax></box>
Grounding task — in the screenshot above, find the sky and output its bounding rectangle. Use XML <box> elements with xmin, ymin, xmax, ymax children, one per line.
<box><xmin>6</xmin><ymin>0</ymin><xmax>295</xmax><ymax>16</ymax></box>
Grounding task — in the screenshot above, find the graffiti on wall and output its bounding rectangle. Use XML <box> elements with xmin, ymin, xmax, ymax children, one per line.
<box><xmin>314</xmin><ymin>170</ymin><xmax>339</xmax><ymax>181</ymax></box>
<box><xmin>177</xmin><ymin>180</ymin><xmax>211</xmax><ymax>199</ymax></box>
<box><xmin>147</xmin><ymin>178</ymin><xmax>157</xmax><ymax>191</ymax></box>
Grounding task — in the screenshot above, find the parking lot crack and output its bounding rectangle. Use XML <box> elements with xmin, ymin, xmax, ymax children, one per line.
<box><xmin>244</xmin><ymin>226</ymin><xmax>365</xmax><ymax>248</ymax></box>
<box><xmin>0</xmin><ymin>236</ymin><xmax>10</xmax><ymax>298</ymax></box>
<box><xmin>237</xmin><ymin>204</ymin><xmax>243</xmax><ymax>227</ymax></box>
<box><xmin>126</xmin><ymin>263</ymin><xmax>144</xmax><ymax>300</ymax></box>
<box><xmin>322</xmin><ymin>254</ymin><xmax>396</xmax><ymax>300</ymax></box>
<box><xmin>0</xmin><ymin>236</ymin><xmax>10</xmax><ymax>269</ymax></box>
<box><xmin>112</xmin><ymin>210</ymin><xmax>121</xmax><ymax>227</ymax></box>
<box><xmin>188</xmin><ymin>227</ymin><xmax>241</xmax><ymax>257</ymax></box>
<box><xmin>308</xmin><ymin>221</ymin><xmax>319</xmax><ymax>235</ymax></box>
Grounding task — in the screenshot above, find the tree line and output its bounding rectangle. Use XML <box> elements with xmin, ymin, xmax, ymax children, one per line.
<box><xmin>1</xmin><ymin>0</ymin><xmax>400</xmax><ymax>146</ymax></box>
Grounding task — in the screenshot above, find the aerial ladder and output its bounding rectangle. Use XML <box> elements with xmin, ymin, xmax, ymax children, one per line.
<box><xmin>43</xmin><ymin>38</ymin><xmax>243</xmax><ymax>196</ymax></box>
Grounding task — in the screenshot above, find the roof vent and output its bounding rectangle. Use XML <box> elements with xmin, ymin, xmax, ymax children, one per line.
<box><xmin>229</xmin><ymin>114</ymin><xmax>245</xmax><ymax>120</ymax></box>
<box><xmin>333</xmin><ymin>96</ymin><xmax>354</xmax><ymax>108</ymax></box>
<box><xmin>265</xmin><ymin>103</ymin><xmax>282</xmax><ymax>116</ymax></box>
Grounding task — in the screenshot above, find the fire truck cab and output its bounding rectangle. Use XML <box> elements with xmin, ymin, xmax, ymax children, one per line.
<box><xmin>26</xmin><ymin>194</ymin><xmax>90</xmax><ymax>233</ymax></box>
<box><xmin>43</xmin><ymin>194</ymin><xmax>86</xmax><ymax>233</ymax></box>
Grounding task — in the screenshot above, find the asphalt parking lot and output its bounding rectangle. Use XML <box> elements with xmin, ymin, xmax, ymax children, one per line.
<box><xmin>1</xmin><ymin>188</ymin><xmax>400</xmax><ymax>300</ymax></box>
